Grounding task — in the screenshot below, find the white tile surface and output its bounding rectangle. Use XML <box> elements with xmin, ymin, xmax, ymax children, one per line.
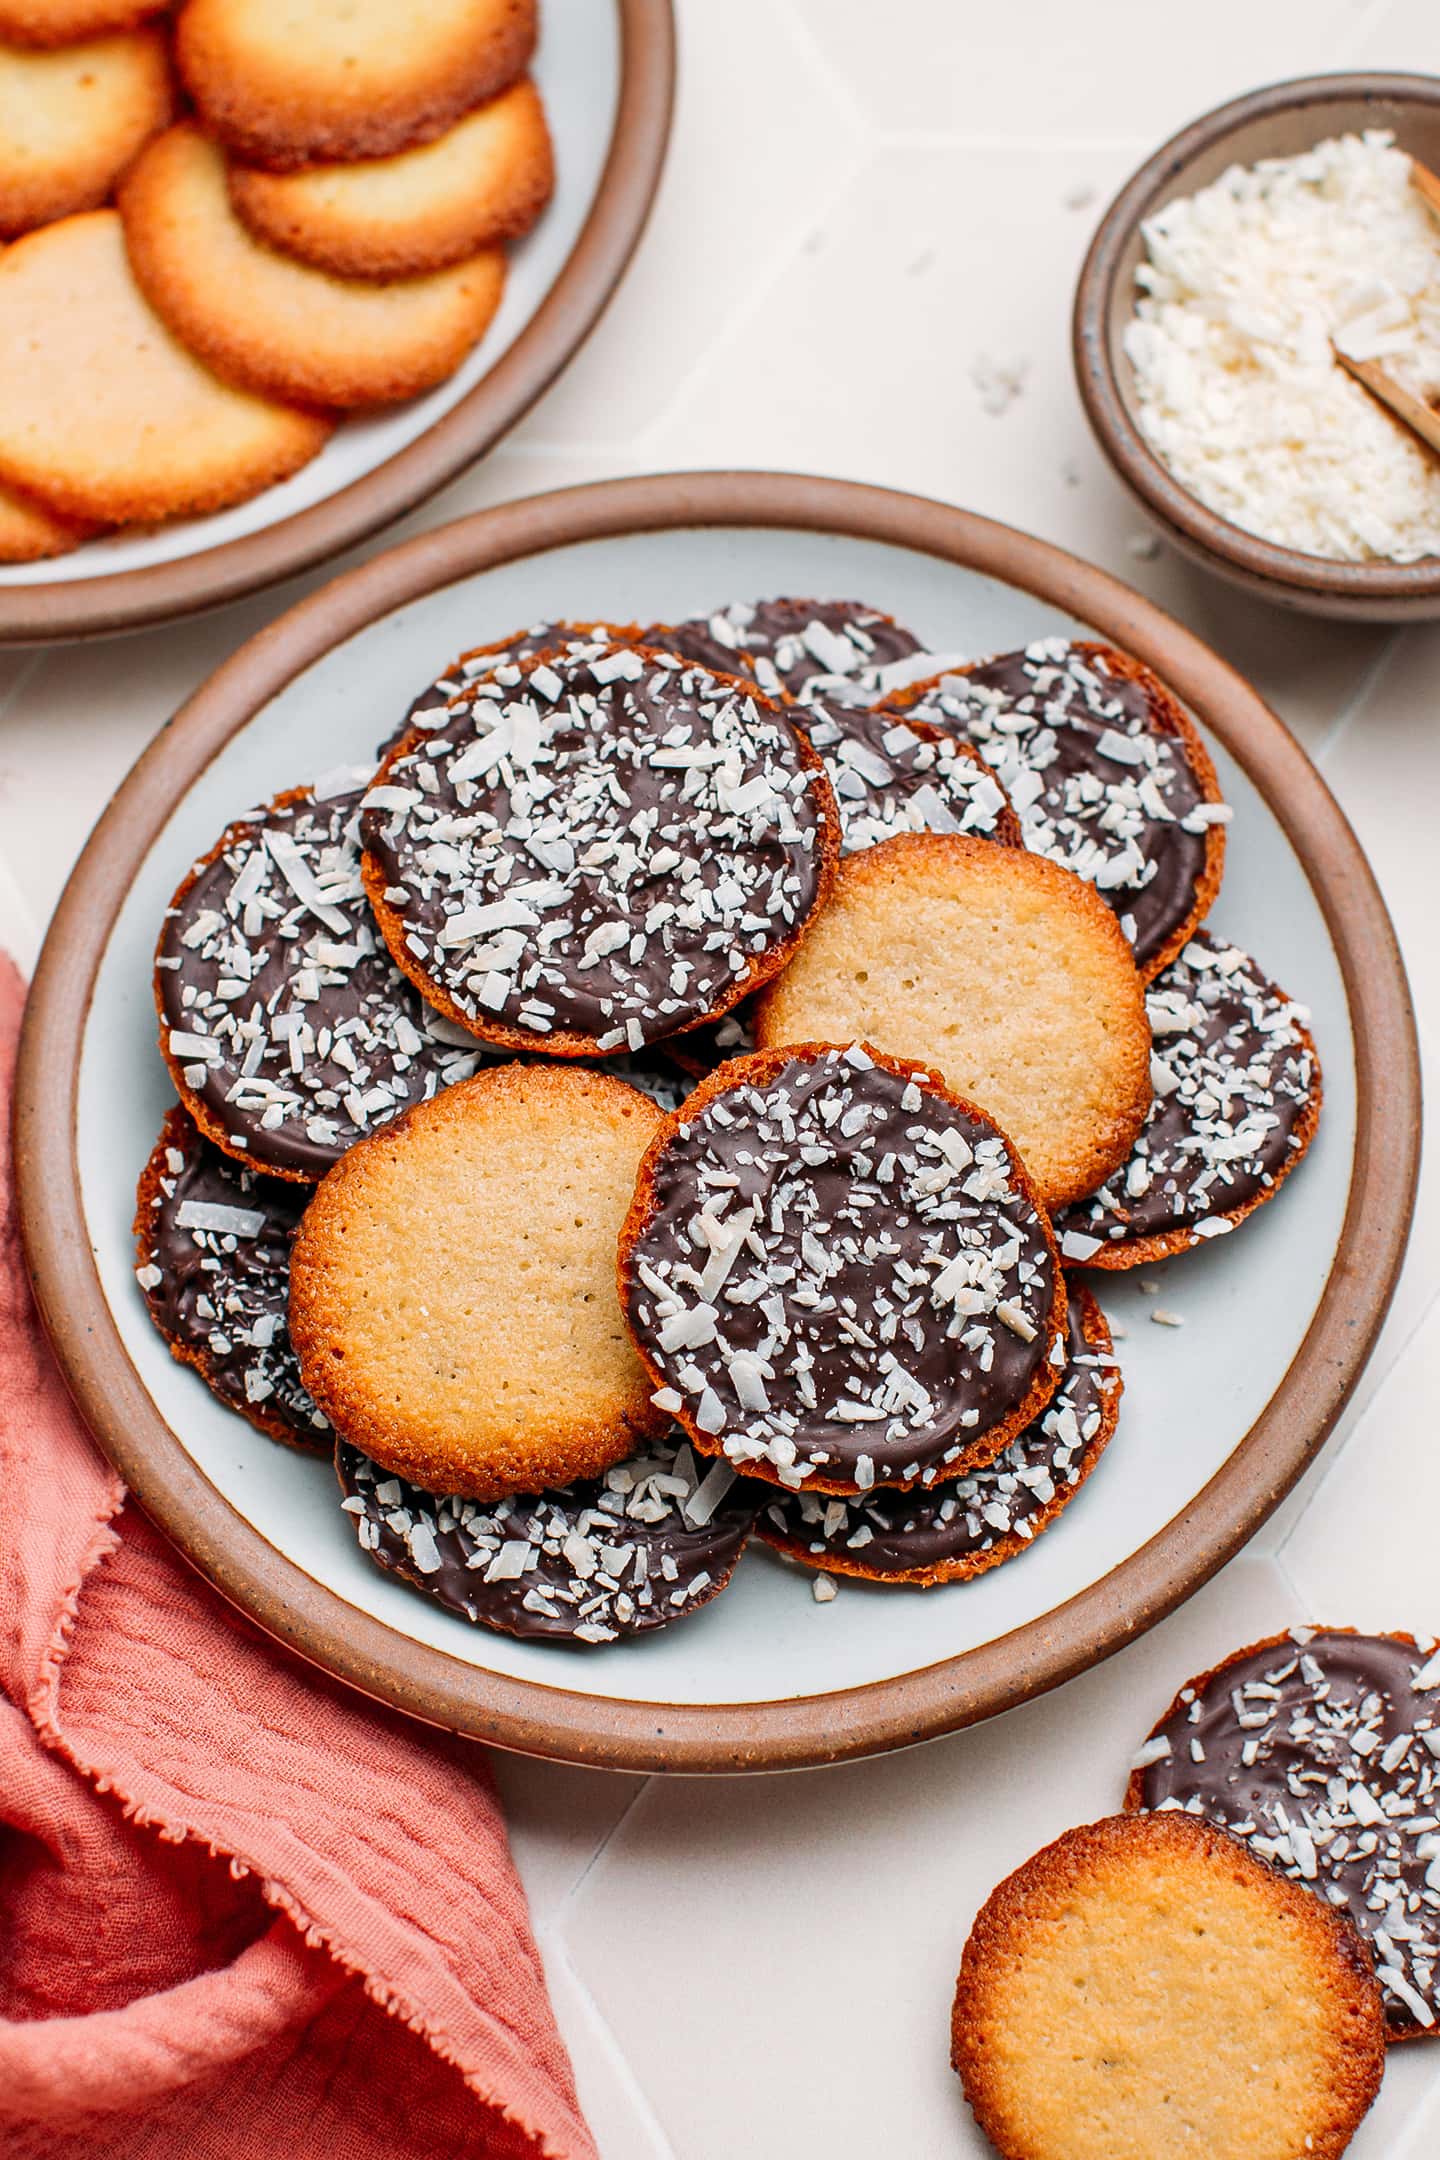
<box><xmin>4</xmin><ymin>1</ymin><xmax>1439</xmax><ymax>2150</ymax></box>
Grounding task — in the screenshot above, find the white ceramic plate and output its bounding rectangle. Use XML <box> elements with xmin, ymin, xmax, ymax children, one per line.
<box><xmin>18</xmin><ymin>475</ymin><xmax>1416</xmax><ymax>1770</ymax></box>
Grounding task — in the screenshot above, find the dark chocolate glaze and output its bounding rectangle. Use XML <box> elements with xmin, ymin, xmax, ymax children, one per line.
<box><xmin>156</xmin><ymin>781</ymin><xmax>486</xmax><ymax>1179</ymax></box>
<box><xmin>904</xmin><ymin>638</ymin><xmax>1224</xmax><ymax>968</ymax></box>
<box><xmin>648</xmin><ymin>598</ymin><xmax>927</xmax><ymax>705</ymax></box>
<box><xmin>803</xmin><ymin>696</ymin><xmax>1015</xmax><ymax>854</ymax></box>
<box><xmin>136</xmin><ymin>1107</ymin><xmax>327</xmax><ymax>1448</ymax></box>
<box><xmin>363</xmin><ymin>642</ymin><xmax>833</xmax><ymax>1049</ymax></box>
<box><xmin>379</xmin><ymin>621</ymin><xmax>626</xmax><ymax>757</ymax></box>
<box><xmin>336</xmin><ymin>1433</ymin><xmax>759</xmax><ymax>1646</ymax></box>
<box><xmin>1136</xmin><ymin>1630</ymin><xmax>1440</xmax><ymax>2037</ymax></box>
<box><xmin>1055</xmin><ymin>932</ymin><xmax>1318</xmax><ymax>1259</ymax></box>
<box><xmin>622</xmin><ymin>1045</ymin><xmax>1059</xmax><ymax>1492</ymax></box>
<box><xmin>757</xmin><ymin>1286</ymin><xmax>1118</xmax><ymax>1577</ymax></box>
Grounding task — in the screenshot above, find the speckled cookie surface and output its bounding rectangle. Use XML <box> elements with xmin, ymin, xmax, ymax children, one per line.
<box><xmin>953</xmin><ymin>1811</ymin><xmax>1387</xmax><ymax>2160</ymax></box>
<box><xmin>753</xmin><ymin>832</ymin><xmax>1153</xmax><ymax>1212</ymax></box>
<box><xmin>121</xmin><ymin>125</ymin><xmax>507</xmax><ymax>410</ymax></box>
<box><xmin>155</xmin><ymin>777</ymin><xmax>485</xmax><ymax>1182</ymax></box>
<box><xmin>649</xmin><ymin>597</ymin><xmax>940</xmax><ymax>705</ymax></box>
<box><xmin>229</xmin><ymin>75</ymin><xmax>552</xmax><ymax>279</ymax></box>
<box><xmin>337</xmin><ymin>1430</ymin><xmax>759</xmax><ymax>1645</ymax></box>
<box><xmin>362</xmin><ymin>641</ymin><xmax>839</xmax><ymax>1056</ymax></box>
<box><xmin>0</xmin><ymin>210</ymin><xmax>330</xmax><ymax>525</ymax></box>
<box><xmin>175</xmin><ymin>0</ymin><xmax>536</xmax><ymax>168</ymax></box>
<box><xmin>1055</xmin><ymin>932</ymin><xmax>1320</xmax><ymax>1268</ymax></box>
<box><xmin>0</xmin><ymin>27</ymin><xmax>172</xmax><ymax>238</ymax></box>
<box><xmin>135</xmin><ymin>1106</ymin><xmax>327</xmax><ymax>1450</ymax></box>
<box><xmin>290</xmin><ymin>1062</ymin><xmax>668</xmax><ymax>1500</ymax></box>
<box><xmin>757</xmin><ymin>1281</ymin><xmax>1118</xmax><ymax>1584</ymax></box>
<box><xmin>899</xmin><ymin>639</ymin><xmax>1228</xmax><ymax>978</ymax></box>
<box><xmin>0</xmin><ymin>0</ymin><xmax>170</xmax><ymax>45</ymax></box>
<box><xmin>620</xmin><ymin>1042</ymin><xmax>1063</xmax><ymax>1496</ymax></box>
<box><xmin>1128</xmin><ymin>1629</ymin><xmax>1440</xmax><ymax>2040</ymax></box>
<box><xmin>0</xmin><ymin>478</ymin><xmax>95</xmax><ymax>561</ymax></box>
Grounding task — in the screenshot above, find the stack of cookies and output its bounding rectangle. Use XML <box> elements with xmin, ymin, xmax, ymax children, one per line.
<box><xmin>136</xmin><ymin>600</ymin><xmax>1322</xmax><ymax>1648</ymax></box>
<box><xmin>0</xmin><ymin>0</ymin><xmax>550</xmax><ymax>559</ymax></box>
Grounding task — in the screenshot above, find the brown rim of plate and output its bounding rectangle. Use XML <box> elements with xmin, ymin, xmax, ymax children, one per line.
<box><xmin>13</xmin><ymin>470</ymin><xmax>1420</xmax><ymax>1775</ymax></box>
<box><xmin>1073</xmin><ymin>72</ymin><xmax>1440</xmax><ymax>620</ymax></box>
<box><xmin>0</xmin><ymin>0</ymin><xmax>674</xmax><ymax>648</ymax></box>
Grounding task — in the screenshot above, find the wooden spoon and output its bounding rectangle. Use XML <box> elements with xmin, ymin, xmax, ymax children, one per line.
<box><xmin>1332</xmin><ymin>341</ymin><xmax>1440</xmax><ymax>461</ymax></box>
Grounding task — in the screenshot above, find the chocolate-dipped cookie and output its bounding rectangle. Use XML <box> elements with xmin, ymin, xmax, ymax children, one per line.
<box><xmin>647</xmin><ymin>596</ymin><xmax>945</xmax><ymax>705</ymax></box>
<box><xmin>361</xmin><ymin>641</ymin><xmax>840</xmax><ymax>1057</ymax></box>
<box><xmin>379</xmin><ymin>617</ymin><xmax>631</xmax><ymax>755</ymax></box>
<box><xmin>619</xmin><ymin>1041</ymin><xmax>1064</xmax><ymax>1497</ymax></box>
<box><xmin>1128</xmin><ymin>1628</ymin><xmax>1440</xmax><ymax>2040</ymax></box>
<box><xmin>337</xmin><ymin>1430</ymin><xmax>760</xmax><ymax>1646</ymax></box>
<box><xmin>134</xmin><ymin>1105</ymin><xmax>327</xmax><ymax>1450</ymax></box>
<box><xmin>1055</xmin><ymin>933</ymin><xmax>1321</xmax><ymax>1269</ymax></box>
<box><xmin>757</xmin><ymin>1281</ymin><xmax>1119</xmax><ymax>1585</ymax></box>
<box><xmin>896</xmin><ymin>638</ymin><xmax>1229</xmax><ymax>978</ymax></box>
<box><xmin>805</xmin><ymin>697</ymin><xmax>1020</xmax><ymax>855</ymax></box>
<box><xmin>156</xmin><ymin>776</ymin><xmax>484</xmax><ymax>1182</ymax></box>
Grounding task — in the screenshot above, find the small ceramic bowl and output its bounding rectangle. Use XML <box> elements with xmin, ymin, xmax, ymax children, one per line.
<box><xmin>1074</xmin><ymin>73</ymin><xmax>1440</xmax><ymax>622</ymax></box>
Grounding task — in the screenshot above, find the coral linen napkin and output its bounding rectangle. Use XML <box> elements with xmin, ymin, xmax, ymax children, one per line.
<box><xmin>0</xmin><ymin>955</ymin><xmax>597</xmax><ymax>2160</ymax></box>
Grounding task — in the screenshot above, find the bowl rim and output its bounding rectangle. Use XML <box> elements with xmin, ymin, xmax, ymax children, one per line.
<box><xmin>12</xmin><ymin>468</ymin><xmax>1421</xmax><ymax>1774</ymax></box>
<box><xmin>1073</xmin><ymin>70</ymin><xmax>1440</xmax><ymax>600</ymax></box>
<box><xmin>0</xmin><ymin>0</ymin><xmax>675</xmax><ymax>648</ymax></box>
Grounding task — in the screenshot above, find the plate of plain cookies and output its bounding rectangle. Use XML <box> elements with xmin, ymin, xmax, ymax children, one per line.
<box><xmin>0</xmin><ymin>0</ymin><xmax>672</xmax><ymax>640</ymax></box>
<box><xmin>15</xmin><ymin>470</ymin><xmax>1419</xmax><ymax>1771</ymax></box>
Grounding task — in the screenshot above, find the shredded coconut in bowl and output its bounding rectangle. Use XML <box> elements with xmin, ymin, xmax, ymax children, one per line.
<box><xmin>1124</xmin><ymin>130</ymin><xmax>1440</xmax><ymax>563</ymax></box>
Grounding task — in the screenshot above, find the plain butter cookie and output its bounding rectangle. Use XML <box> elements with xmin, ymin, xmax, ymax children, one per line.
<box><xmin>0</xmin><ymin>27</ymin><xmax>171</xmax><ymax>237</ymax></box>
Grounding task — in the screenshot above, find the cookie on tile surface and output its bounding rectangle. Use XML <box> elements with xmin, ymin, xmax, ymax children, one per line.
<box><xmin>753</xmin><ymin>832</ymin><xmax>1153</xmax><ymax>1212</ymax></box>
<box><xmin>290</xmin><ymin>1063</ymin><xmax>668</xmax><ymax>1501</ymax></box>
<box><xmin>175</xmin><ymin>0</ymin><xmax>535</xmax><ymax>168</ymax></box>
<box><xmin>1128</xmin><ymin>1628</ymin><xmax>1440</xmax><ymax>2040</ymax></box>
<box><xmin>155</xmin><ymin>778</ymin><xmax>485</xmax><ymax>1183</ymax></box>
<box><xmin>229</xmin><ymin>76</ymin><xmax>552</xmax><ymax>280</ymax></box>
<box><xmin>0</xmin><ymin>0</ymin><xmax>168</xmax><ymax>44</ymax></box>
<box><xmin>953</xmin><ymin>1811</ymin><xmax>1386</xmax><ymax>2160</ymax></box>
<box><xmin>120</xmin><ymin>125</ymin><xmax>507</xmax><ymax>408</ymax></box>
<box><xmin>757</xmin><ymin>1281</ymin><xmax>1118</xmax><ymax>1584</ymax></box>
<box><xmin>0</xmin><ymin>478</ymin><xmax>96</xmax><ymax>561</ymax></box>
<box><xmin>337</xmin><ymin>1430</ymin><xmax>760</xmax><ymax>1645</ymax></box>
<box><xmin>0</xmin><ymin>211</ymin><xmax>330</xmax><ymax>523</ymax></box>
<box><xmin>619</xmin><ymin>1042</ymin><xmax>1064</xmax><ymax>1497</ymax></box>
<box><xmin>649</xmin><ymin>597</ymin><xmax>942</xmax><ymax>705</ymax></box>
<box><xmin>898</xmin><ymin>638</ymin><xmax>1228</xmax><ymax>979</ymax></box>
<box><xmin>0</xmin><ymin>27</ymin><xmax>172</xmax><ymax>238</ymax></box>
<box><xmin>135</xmin><ymin>1106</ymin><xmax>328</xmax><ymax>1451</ymax></box>
<box><xmin>362</xmin><ymin>640</ymin><xmax>839</xmax><ymax>1057</ymax></box>
<box><xmin>1055</xmin><ymin>932</ymin><xmax>1320</xmax><ymax>1268</ymax></box>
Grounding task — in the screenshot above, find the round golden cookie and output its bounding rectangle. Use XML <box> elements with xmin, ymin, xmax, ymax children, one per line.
<box><xmin>953</xmin><ymin>1812</ymin><xmax>1387</xmax><ymax>2160</ymax></box>
<box><xmin>120</xmin><ymin>124</ymin><xmax>507</xmax><ymax>408</ymax></box>
<box><xmin>753</xmin><ymin>833</ymin><xmax>1152</xmax><ymax>1212</ymax></box>
<box><xmin>0</xmin><ymin>28</ymin><xmax>171</xmax><ymax>237</ymax></box>
<box><xmin>0</xmin><ymin>0</ymin><xmax>169</xmax><ymax>46</ymax></box>
<box><xmin>229</xmin><ymin>76</ymin><xmax>553</xmax><ymax>280</ymax></box>
<box><xmin>0</xmin><ymin>477</ymin><xmax>96</xmax><ymax>560</ymax></box>
<box><xmin>175</xmin><ymin>0</ymin><xmax>536</xmax><ymax>169</ymax></box>
<box><xmin>0</xmin><ymin>211</ymin><xmax>331</xmax><ymax>524</ymax></box>
<box><xmin>289</xmin><ymin>1063</ymin><xmax>669</xmax><ymax>1501</ymax></box>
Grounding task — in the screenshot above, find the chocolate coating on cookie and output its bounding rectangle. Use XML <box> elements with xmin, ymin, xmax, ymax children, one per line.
<box><xmin>362</xmin><ymin>642</ymin><xmax>838</xmax><ymax>1055</ymax></box>
<box><xmin>649</xmin><ymin>597</ymin><xmax>939</xmax><ymax>705</ymax></box>
<box><xmin>135</xmin><ymin>1105</ymin><xmax>327</xmax><ymax>1449</ymax></box>
<box><xmin>805</xmin><ymin>697</ymin><xmax>1020</xmax><ymax>854</ymax></box>
<box><xmin>1055</xmin><ymin>932</ymin><xmax>1320</xmax><ymax>1268</ymax></box>
<box><xmin>899</xmin><ymin>638</ymin><xmax>1228</xmax><ymax>974</ymax></box>
<box><xmin>337</xmin><ymin>1431</ymin><xmax>759</xmax><ymax>1645</ymax></box>
<box><xmin>757</xmin><ymin>1282</ymin><xmax>1118</xmax><ymax>1583</ymax></box>
<box><xmin>1130</xmin><ymin>1629</ymin><xmax>1440</xmax><ymax>2038</ymax></box>
<box><xmin>380</xmin><ymin>618</ymin><xmax>629</xmax><ymax>755</ymax></box>
<box><xmin>620</xmin><ymin>1042</ymin><xmax>1063</xmax><ymax>1495</ymax></box>
<box><xmin>156</xmin><ymin>778</ymin><xmax>484</xmax><ymax>1180</ymax></box>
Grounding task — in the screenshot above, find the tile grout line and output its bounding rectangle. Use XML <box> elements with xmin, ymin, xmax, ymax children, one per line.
<box><xmin>1310</xmin><ymin>626</ymin><xmax>1403</xmax><ymax>771</ymax></box>
<box><xmin>0</xmin><ymin>649</ymin><xmax>48</xmax><ymax>731</ymax></box>
<box><xmin>540</xmin><ymin>1926</ymin><xmax>683</xmax><ymax>2160</ymax></box>
<box><xmin>554</xmin><ymin>1773</ymin><xmax>654</xmax><ymax>1926</ymax></box>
